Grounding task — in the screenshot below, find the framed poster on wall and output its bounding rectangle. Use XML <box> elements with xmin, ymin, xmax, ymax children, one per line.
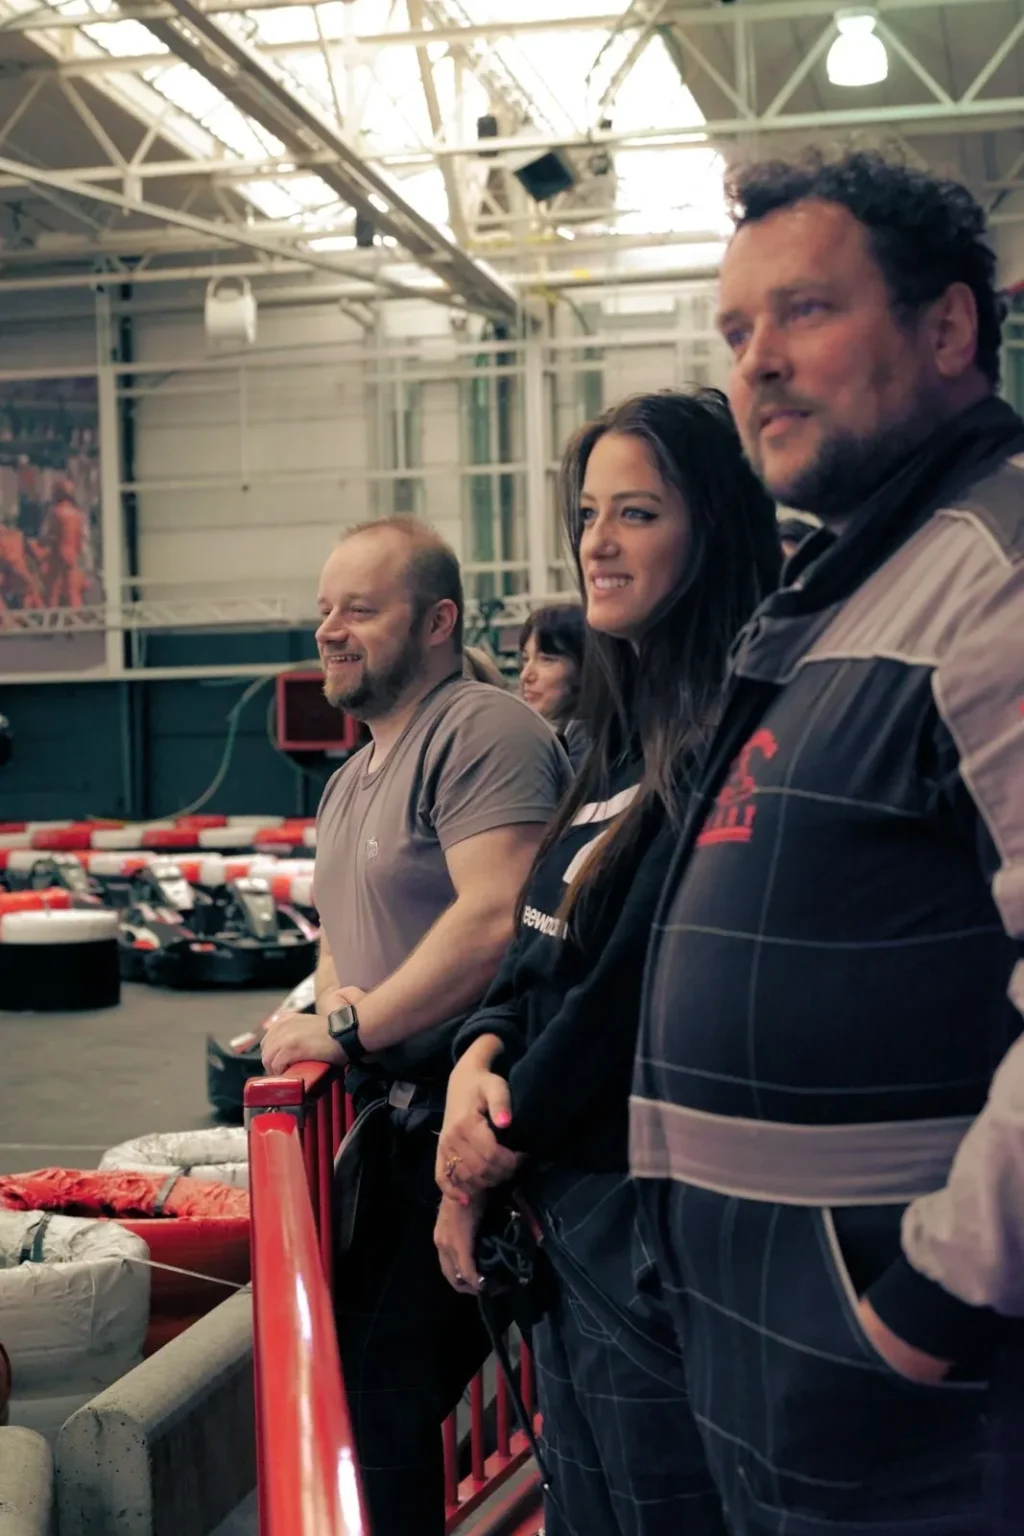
<box><xmin>0</xmin><ymin>377</ymin><xmax>102</xmax><ymax>618</ymax></box>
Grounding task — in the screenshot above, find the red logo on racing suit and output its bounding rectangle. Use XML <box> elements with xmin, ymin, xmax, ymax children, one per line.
<box><xmin>696</xmin><ymin>728</ymin><xmax>778</xmax><ymax>847</ymax></box>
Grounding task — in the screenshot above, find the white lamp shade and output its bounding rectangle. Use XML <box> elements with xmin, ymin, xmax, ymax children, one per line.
<box><xmin>827</xmin><ymin>12</ymin><xmax>888</xmax><ymax>88</ymax></box>
<box><xmin>204</xmin><ymin>277</ymin><xmax>257</xmax><ymax>346</ymax></box>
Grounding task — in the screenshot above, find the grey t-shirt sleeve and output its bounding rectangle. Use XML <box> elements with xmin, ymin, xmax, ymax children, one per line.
<box><xmin>421</xmin><ymin>690</ymin><xmax>571</xmax><ymax>852</ymax></box>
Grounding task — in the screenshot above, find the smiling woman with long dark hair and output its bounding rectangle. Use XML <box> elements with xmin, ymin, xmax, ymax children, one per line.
<box><xmin>432</xmin><ymin>388</ymin><xmax>780</xmax><ymax>1536</ymax></box>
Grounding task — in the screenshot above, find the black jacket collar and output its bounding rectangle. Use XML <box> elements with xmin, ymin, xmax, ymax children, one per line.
<box><xmin>769</xmin><ymin>396</ymin><xmax>1024</xmax><ymax>621</ymax></box>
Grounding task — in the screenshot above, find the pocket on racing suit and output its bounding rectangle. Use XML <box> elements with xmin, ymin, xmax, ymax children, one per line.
<box><xmin>734</xmin><ymin>1199</ymin><xmax>989</xmax><ymax>1527</ymax></box>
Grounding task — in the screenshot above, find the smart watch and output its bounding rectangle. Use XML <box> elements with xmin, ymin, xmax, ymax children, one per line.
<box><xmin>326</xmin><ymin>1003</ymin><xmax>368</xmax><ymax>1064</ymax></box>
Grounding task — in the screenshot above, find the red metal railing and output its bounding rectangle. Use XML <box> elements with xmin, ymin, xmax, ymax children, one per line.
<box><xmin>246</xmin><ymin>1062</ymin><xmax>542</xmax><ymax>1536</ymax></box>
<box><xmin>246</xmin><ymin>1069</ymin><xmax>367</xmax><ymax>1536</ymax></box>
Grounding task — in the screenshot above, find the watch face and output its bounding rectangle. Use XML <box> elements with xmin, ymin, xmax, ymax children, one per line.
<box><xmin>329</xmin><ymin>1004</ymin><xmax>356</xmax><ymax>1039</ymax></box>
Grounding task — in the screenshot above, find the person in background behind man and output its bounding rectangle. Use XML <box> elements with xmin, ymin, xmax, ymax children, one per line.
<box><xmin>462</xmin><ymin>643</ymin><xmax>506</xmax><ymax>687</ymax></box>
<box><xmin>261</xmin><ymin>515</ymin><xmax>569</xmax><ymax>1536</ymax></box>
<box><xmin>631</xmin><ymin>151</ymin><xmax>1024</xmax><ymax>1533</ymax></box>
<box><xmin>519</xmin><ymin>602</ymin><xmax>587</xmax><ymax>769</ymax></box>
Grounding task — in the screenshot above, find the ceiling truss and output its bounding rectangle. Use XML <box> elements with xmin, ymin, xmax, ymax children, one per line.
<box><xmin>0</xmin><ymin>0</ymin><xmax>1020</xmax><ymax>302</ymax></box>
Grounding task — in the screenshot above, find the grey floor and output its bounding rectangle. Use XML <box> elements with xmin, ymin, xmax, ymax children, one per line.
<box><xmin>0</xmin><ymin>981</ymin><xmax>284</xmax><ymax>1175</ymax></box>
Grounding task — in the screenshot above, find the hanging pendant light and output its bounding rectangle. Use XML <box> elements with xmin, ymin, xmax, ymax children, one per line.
<box><xmin>826</xmin><ymin>8</ymin><xmax>889</xmax><ymax>88</ymax></box>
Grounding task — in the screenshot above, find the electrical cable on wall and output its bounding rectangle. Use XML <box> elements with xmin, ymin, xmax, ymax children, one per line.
<box><xmin>158</xmin><ymin>666</ymin><xmax>305</xmax><ymax>820</ymax></box>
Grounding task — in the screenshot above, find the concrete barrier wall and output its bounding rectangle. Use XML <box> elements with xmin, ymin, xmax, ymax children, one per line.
<box><xmin>55</xmin><ymin>1292</ymin><xmax>255</xmax><ymax>1536</ymax></box>
<box><xmin>0</xmin><ymin>1428</ymin><xmax>54</xmax><ymax>1536</ymax></box>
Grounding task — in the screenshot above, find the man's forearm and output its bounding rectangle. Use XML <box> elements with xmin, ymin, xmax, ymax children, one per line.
<box><xmin>314</xmin><ymin>938</ymin><xmax>341</xmax><ymax>1014</ymax></box>
<box><xmin>356</xmin><ymin>897</ymin><xmax>512</xmax><ymax>1052</ymax></box>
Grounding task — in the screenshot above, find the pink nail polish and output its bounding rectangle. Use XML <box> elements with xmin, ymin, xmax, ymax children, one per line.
<box><xmin>494</xmin><ymin>1111</ymin><xmax>511</xmax><ymax>1128</ymax></box>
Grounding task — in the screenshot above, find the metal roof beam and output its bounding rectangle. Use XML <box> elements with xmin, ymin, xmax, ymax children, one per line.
<box><xmin>5</xmin><ymin>0</ymin><xmax>1011</xmax><ymax>41</ymax></box>
<box><xmin>0</xmin><ymin>151</ymin><xmax>441</xmax><ymax>295</ymax></box>
<box><xmin>405</xmin><ymin>0</ymin><xmax>468</xmax><ymax>245</ymax></box>
<box><xmin>419</xmin><ymin>101</ymin><xmax>1024</xmax><ymax>160</ymax></box>
<box><xmin>121</xmin><ymin>0</ymin><xmax>520</xmax><ymax>320</ymax></box>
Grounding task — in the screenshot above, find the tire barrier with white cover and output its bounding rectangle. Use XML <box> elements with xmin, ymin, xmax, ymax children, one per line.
<box><xmin>99</xmin><ymin>1128</ymin><xmax>249</xmax><ymax>1191</ymax></box>
<box><xmin>0</xmin><ymin>1170</ymin><xmax>250</xmax><ymax>1353</ymax></box>
<box><xmin>90</xmin><ymin>828</ymin><xmax>155</xmax><ymax>851</ymax></box>
<box><xmin>0</xmin><ymin>1209</ymin><xmax>149</xmax><ymax>1440</ymax></box>
<box><xmin>0</xmin><ymin>910</ymin><xmax>120</xmax><ymax>1011</ymax></box>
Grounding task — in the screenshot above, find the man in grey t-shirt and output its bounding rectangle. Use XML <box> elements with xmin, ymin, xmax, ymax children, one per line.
<box><xmin>262</xmin><ymin>515</ymin><xmax>569</xmax><ymax>1536</ymax></box>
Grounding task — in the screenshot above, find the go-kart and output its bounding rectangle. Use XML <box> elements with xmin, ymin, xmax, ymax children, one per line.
<box><xmin>142</xmin><ymin>874</ymin><xmax>317</xmax><ymax>989</ymax></box>
<box><xmin>206</xmin><ymin>973</ymin><xmax>316</xmax><ymax>1119</ymax></box>
<box><xmin>3</xmin><ymin>851</ymin><xmax>99</xmax><ymax>902</ymax></box>
<box><xmin>117</xmin><ymin>858</ymin><xmax>222</xmax><ymax>980</ymax></box>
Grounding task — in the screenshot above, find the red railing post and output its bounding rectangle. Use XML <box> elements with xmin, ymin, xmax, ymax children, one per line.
<box><xmin>442</xmin><ymin>1414</ymin><xmax>459</xmax><ymax>1514</ymax></box>
<box><xmin>470</xmin><ymin>1375</ymin><xmax>486</xmax><ymax>1486</ymax></box>
<box><xmin>249</xmin><ymin>1062</ymin><xmax>544</xmax><ymax>1535</ymax></box>
<box><xmin>304</xmin><ymin>1106</ymin><xmax>320</xmax><ymax>1221</ymax></box>
<box><xmin>246</xmin><ymin>1076</ymin><xmax>304</xmax><ymax>1536</ymax></box>
<box><xmin>317</xmin><ymin>1099</ymin><xmax>333</xmax><ymax>1285</ymax></box>
<box><xmin>496</xmin><ymin>1357</ymin><xmax>510</xmax><ymax>1460</ymax></box>
<box><xmin>246</xmin><ymin>1069</ymin><xmax>369</xmax><ymax>1536</ymax></box>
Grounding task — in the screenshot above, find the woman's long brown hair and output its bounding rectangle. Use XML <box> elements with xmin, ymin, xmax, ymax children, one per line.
<box><xmin>518</xmin><ymin>388</ymin><xmax>781</xmax><ymax>938</ymax></box>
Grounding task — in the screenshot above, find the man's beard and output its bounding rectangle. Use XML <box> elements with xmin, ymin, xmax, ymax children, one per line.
<box><xmin>750</xmin><ymin>406</ymin><xmax>942</xmax><ymax>524</ymax></box>
<box><xmin>324</xmin><ymin>630</ymin><xmax>424</xmax><ymax>721</ymax></box>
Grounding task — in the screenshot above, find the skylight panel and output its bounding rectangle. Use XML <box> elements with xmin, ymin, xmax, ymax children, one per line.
<box><xmin>239</xmin><ymin>180</ymin><xmax>308</xmax><ymax>219</ymax></box>
<box><xmin>149</xmin><ymin>62</ymin><xmax>225</xmax><ymax>120</ymax></box>
<box><xmin>251</xmin><ymin>5</ymin><xmax>320</xmax><ymax>45</ymax></box>
<box><xmin>202</xmin><ymin>101</ymin><xmax>285</xmax><ymax>159</ymax></box>
<box><xmin>81</xmin><ymin>18</ymin><xmax>167</xmax><ymax>56</ymax></box>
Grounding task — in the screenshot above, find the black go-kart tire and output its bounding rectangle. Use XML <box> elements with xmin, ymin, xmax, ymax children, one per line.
<box><xmin>205</xmin><ymin>1034</ymin><xmax>263</xmax><ymax>1122</ymax></box>
<box><xmin>251</xmin><ymin>934</ymin><xmax>317</xmax><ymax>990</ymax></box>
<box><xmin>118</xmin><ymin>941</ymin><xmax>151</xmax><ymax>983</ymax></box>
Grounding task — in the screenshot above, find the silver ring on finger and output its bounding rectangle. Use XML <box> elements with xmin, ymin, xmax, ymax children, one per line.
<box><xmin>454</xmin><ymin>1269</ymin><xmax>465</xmax><ymax>1284</ymax></box>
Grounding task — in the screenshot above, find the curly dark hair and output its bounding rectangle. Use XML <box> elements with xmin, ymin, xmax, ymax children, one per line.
<box><xmin>725</xmin><ymin>150</ymin><xmax>1005</xmax><ymax>387</ymax></box>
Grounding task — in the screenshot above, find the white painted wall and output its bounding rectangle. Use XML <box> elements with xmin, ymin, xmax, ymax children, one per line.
<box><xmin>420</xmin><ymin>378</ymin><xmax>464</xmax><ymax>556</ymax></box>
<box><xmin>0</xmin><ymin>282</ymin><xmax>732</xmax><ymax>598</ymax></box>
<box><xmin>131</xmin><ymin>305</ymin><xmax>374</xmax><ymax>588</ymax></box>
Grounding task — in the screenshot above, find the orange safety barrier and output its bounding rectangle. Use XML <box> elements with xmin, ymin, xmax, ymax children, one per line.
<box><xmin>246</xmin><ymin>1064</ymin><xmax>542</xmax><ymax>1536</ymax></box>
<box><xmin>142</xmin><ymin>828</ymin><xmax>199</xmax><ymax>851</ymax></box>
<box><xmin>30</xmin><ymin>826</ymin><xmax>92</xmax><ymax>851</ymax></box>
<box><xmin>0</xmin><ymin>888</ymin><xmax>72</xmax><ymax>914</ymax></box>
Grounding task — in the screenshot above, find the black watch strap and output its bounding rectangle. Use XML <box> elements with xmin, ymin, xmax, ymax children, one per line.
<box><xmin>327</xmin><ymin>1004</ymin><xmax>368</xmax><ymax>1063</ymax></box>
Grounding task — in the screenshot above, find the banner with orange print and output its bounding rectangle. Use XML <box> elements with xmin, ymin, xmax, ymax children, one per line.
<box><xmin>0</xmin><ymin>378</ymin><xmax>102</xmax><ymax>619</ymax></box>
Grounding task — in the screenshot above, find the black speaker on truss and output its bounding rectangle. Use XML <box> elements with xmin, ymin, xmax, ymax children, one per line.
<box><xmin>355</xmin><ymin>213</ymin><xmax>375</xmax><ymax>248</ymax></box>
<box><xmin>477</xmin><ymin>114</ymin><xmax>499</xmax><ymax>158</ymax></box>
<box><xmin>510</xmin><ymin>147</ymin><xmax>577</xmax><ymax>203</ymax></box>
